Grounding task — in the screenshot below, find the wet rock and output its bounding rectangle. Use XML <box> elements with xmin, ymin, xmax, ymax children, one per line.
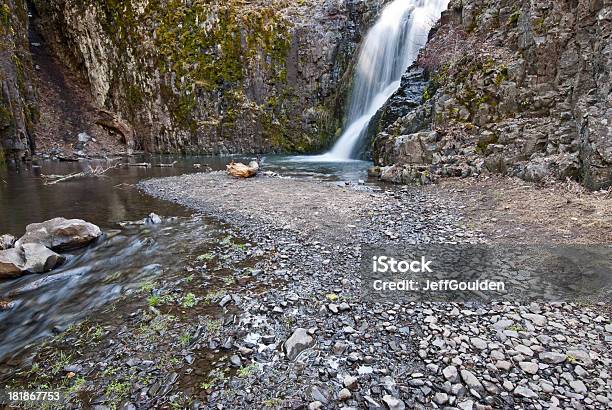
<box><xmin>0</xmin><ymin>248</ymin><xmax>25</xmax><ymax>278</ymax></box>
<box><xmin>0</xmin><ymin>299</ymin><xmax>15</xmax><ymax>311</ymax></box>
<box><xmin>0</xmin><ymin>234</ymin><xmax>15</xmax><ymax>250</ymax></box>
<box><xmin>16</xmin><ymin>218</ymin><xmax>102</xmax><ymax>251</ymax></box>
<box><xmin>145</xmin><ymin>213</ymin><xmax>162</xmax><ymax>224</ymax></box>
<box><xmin>284</xmin><ymin>328</ymin><xmax>314</xmax><ymax>361</ymax></box>
<box><xmin>22</xmin><ymin>243</ymin><xmax>65</xmax><ymax>273</ymax></box>
<box><xmin>382</xmin><ymin>394</ymin><xmax>405</xmax><ymax>410</ymax></box>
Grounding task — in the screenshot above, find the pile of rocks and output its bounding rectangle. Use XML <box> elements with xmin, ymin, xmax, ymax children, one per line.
<box><xmin>0</xmin><ymin>218</ymin><xmax>102</xmax><ymax>278</ymax></box>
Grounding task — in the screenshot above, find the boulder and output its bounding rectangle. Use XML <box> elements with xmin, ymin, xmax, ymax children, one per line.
<box><xmin>0</xmin><ymin>234</ymin><xmax>16</xmax><ymax>250</ymax></box>
<box><xmin>0</xmin><ymin>248</ymin><xmax>25</xmax><ymax>278</ymax></box>
<box><xmin>16</xmin><ymin>218</ymin><xmax>102</xmax><ymax>252</ymax></box>
<box><xmin>22</xmin><ymin>243</ymin><xmax>66</xmax><ymax>273</ymax></box>
<box><xmin>284</xmin><ymin>328</ymin><xmax>315</xmax><ymax>361</ymax></box>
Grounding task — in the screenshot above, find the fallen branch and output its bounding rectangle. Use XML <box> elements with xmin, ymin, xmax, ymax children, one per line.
<box><xmin>123</xmin><ymin>162</ymin><xmax>152</xmax><ymax>168</ymax></box>
<box><xmin>156</xmin><ymin>161</ymin><xmax>178</xmax><ymax>168</ymax></box>
<box><xmin>42</xmin><ymin>163</ymin><xmax>120</xmax><ymax>185</ymax></box>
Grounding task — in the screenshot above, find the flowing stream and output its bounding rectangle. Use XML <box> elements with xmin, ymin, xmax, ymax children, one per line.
<box><xmin>0</xmin><ymin>155</ymin><xmax>371</xmax><ymax>368</ymax></box>
<box><xmin>302</xmin><ymin>0</ymin><xmax>449</xmax><ymax>162</ymax></box>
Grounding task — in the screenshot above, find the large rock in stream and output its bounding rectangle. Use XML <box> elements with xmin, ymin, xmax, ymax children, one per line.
<box><xmin>16</xmin><ymin>218</ymin><xmax>102</xmax><ymax>252</ymax></box>
<box><xmin>0</xmin><ymin>235</ymin><xmax>16</xmax><ymax>250</ymax></box>
<box><xmin>0</xmin><ymin>249</ymin><xmax>26</xmax><ymax>278</ymax></box>
<box><xmin>22</xmin><ymin>243</ymin><xmax>65</xmax><ymax>273</ymax></box>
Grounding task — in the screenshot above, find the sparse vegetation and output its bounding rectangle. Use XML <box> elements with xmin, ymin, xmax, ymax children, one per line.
<box><xmin>181</xmin><ymin>293</ymin><xmax>198</xmax><ymax>308</ymax></box>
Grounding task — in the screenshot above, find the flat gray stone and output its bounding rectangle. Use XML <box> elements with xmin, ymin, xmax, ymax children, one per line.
<box><xmin>539</xmin><ymin>351</ymin><xmax>566</xmax><ymax>364</ymax></box>
<box><xmin>284</xmin><ymin>328</ymin><xmax>314</xmax><ymax>361</ymax></box>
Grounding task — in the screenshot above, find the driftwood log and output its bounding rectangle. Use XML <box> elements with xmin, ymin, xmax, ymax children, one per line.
<box><xmin>226</xmin><ymin>161</ymin><xmax>259</xmax><ymax>178</ymax></box>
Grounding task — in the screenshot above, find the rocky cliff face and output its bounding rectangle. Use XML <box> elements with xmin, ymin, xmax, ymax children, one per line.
<box><xmin>371</xmin><ymin>0</ymin><xmax>611</xmax><ymax>189</ymax></box>
<box><xmin>29</xmin><ymin>0</ymin><xmax>387</xmax><ymax>155</ymax></box>
<box><xmin>0</xmin><ymin>0</ymin><xmax>37</xmax><ymax>164</ymax></box>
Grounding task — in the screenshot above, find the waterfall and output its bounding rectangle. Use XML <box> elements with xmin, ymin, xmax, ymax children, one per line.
<box><xmin>308</xmin><ymin>0</ymin><xmax>449</xmax><ymax>161</ymax></box>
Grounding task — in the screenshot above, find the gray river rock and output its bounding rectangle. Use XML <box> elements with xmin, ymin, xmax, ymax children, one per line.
<box><xmin>16</xmin><ymin>217</ymin><xmax>102</xmax><ymax>252</ymax></box>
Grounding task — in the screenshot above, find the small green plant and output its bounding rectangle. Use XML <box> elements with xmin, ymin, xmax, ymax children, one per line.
<box><xmin>179</xmin><ymin>333</ymin><xmax>191</xmax><ymax>347</ymax></box>
<box><xmin>29</xmin><ymin>363</ymin><xmax>41</xmax><ymax>376</ymax></box>
<box><xmin>140</xmin><ymin>281</ymin><xmax>155</xmax><ymax>293</ymax></box>
<box><xmin>105</xmin><ymin>380</ymin><xmax>130</xmax><ymax>403</ymax></box>
<box><xmin>222</xmin><ymin>276</ymin><xmax>236</xmax><ymax>286</ymax></box>
<box><xmin>147</xmin><ymin>295</ymin><xmax>161</xmax><ymax>307</ymax></box>
<box><xmin>200</xmin><ymin>369</ymin><xmax>227</xmax><ymax>390</ymax></box>
<box><xmin>325</xmin><ymin>293</ymin><xmax>338</xmax><ymax>302</ymax></box>
<box><xmin>68</xmin><ymin>377</ymin><xmax>86</xmax><ymax>395</ymax></box>
<box><xmin>51</xmin><ymin>352</ymin><xmax>71</xmax><ymax>375</ymax></box>
<box><xmin>567</xmin><ymin>354</ymin><xmax>577</xmax><ymax>364</ymax></box>
<box><xmin>263</xmin><ymin>398</ymin><xmax>283</xmax><ymax>407</ymax></box>
<box><xmin>508</xmin><ymin>10</ymin><xmax>520</xmax><ymax>25</ymax></box>
<box><xmin>0</xmin><ymin>4</ymin><xmax>10</xmax><ymax>27</ymax></box>
<box><xmin>102</xmin><ymin>366</ymin><xmax>118</xmax><ymax>378</ymax></box>
<box><xmin>200</xmin><ymin>380</ymin><xmax>214</xmax><ymax>390</ymax></box>
<box><xmin>181</xmin><ymin>293</ymin><xmax>198</xmax><ymax>308</ymax></box>
<box><xmin>197</xmin><ymin>253</ymin><xmax>215</xmax><ymax>262</ymax></box>
<box><xmin>232</xmin><ymin>243</ymin><xmax>246</xmax><ymax>251</ymax></box>
<box><xmin>237</xmin><ymin>363</ymin><xmax>258</xmax><ymax>378</ymax></box>
<box><xmin>204</xmin><ymin>290</ymin><xmax>225</xmax><ymax>304</ymax></box>
<box><xmin>91</xmin><ymin>325</ymin><xmax>104</xmax><ymax>340</ymax></box>
<box><xmin>508</xmin><ymin>324</ymin><xmax>525</xmax><ymax>332</ymax></box>
<box><xmin>206</xmin><ymin>319</ymin><xmax>222</xmax><ymax>335</ymax></box>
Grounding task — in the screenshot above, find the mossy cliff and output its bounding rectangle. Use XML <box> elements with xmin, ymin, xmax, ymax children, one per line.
<box><xmin>371</xmin><ymin>0</ymin><xmax>611</xmax><ymax>189</ymax></box>
<box><xmin>0</xmin><ymin>0</ymin><xmax>37</xmax><ymax>163</ymax></box>
<box><xmin>30</xmin><ymin>0</ymin><xmax>386</xmax><ymax>155</ymax></box>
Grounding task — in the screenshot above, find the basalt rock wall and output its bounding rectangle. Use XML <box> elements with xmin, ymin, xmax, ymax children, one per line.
<box><xmin>30</xmin><ymin>0</ymin><xmax>388</xmax><ymax>155</ymax></box>
<box><xmin>371</xmin><ymin>0</ymin><xmax>611</xmax><ymax>189</ymax></box>
<box><xmin>0</xmin><ymin>0</ymin><xmax>37</xmax><ymax>163</ymax></box>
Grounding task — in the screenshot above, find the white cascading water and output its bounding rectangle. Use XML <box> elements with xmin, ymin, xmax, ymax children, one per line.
<box><xmin>306</xmin><ymin>0</ymin><xmax>449</xmax><ymax>161</ymax></box>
